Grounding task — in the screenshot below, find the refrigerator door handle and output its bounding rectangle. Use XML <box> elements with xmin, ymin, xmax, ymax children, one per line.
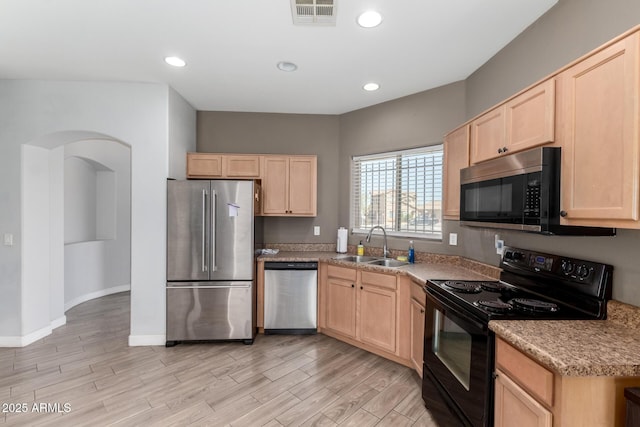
<box><xmin>201</xmin><ymin>189</ymin><xmax>208</xmax><ymax>272</ymax></box>
<box><xmin>211</xmin><ymin>190</ymin><xmax>217</xmax><ymax>272</ymax></box>
<box><xmin>166</xmin><ymin>284</ymin><xmax>252</xmax><ymax>289</ymax></box>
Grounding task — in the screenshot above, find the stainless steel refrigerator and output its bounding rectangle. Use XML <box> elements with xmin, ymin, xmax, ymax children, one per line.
<box><xmin>166</xmin><ymin>179</ymin><xmax>259</xmax><ymax>346</ymax></box>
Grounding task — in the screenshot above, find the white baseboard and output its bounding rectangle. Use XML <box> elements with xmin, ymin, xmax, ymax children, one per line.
<box><xmin>0</xmin><ymin>323</ymin><xmax>52</xmax><ymax>347</ymax></box>
<box><xmin>128</xmin><ymin>335</ymin><xmax>166</xmax><ymax>346</ymax></box>
<box><xmin>64</xmin><ymin>284</ymin><xmax>131</xmax><ymax>312</ymax></box>
<box><xmin>51</xmin><ymin>315</ymin><xmax>67</xmax><ymax>330</ymax></box>
<box><xmin>0</xmin><ymin>336</ymin><xmax>27</xmax><ymax>347</ymax></box>
<box><xmin>0</xmin><ymin>315</ymin><xmax>68</xmax><ymax>347</ymax></box>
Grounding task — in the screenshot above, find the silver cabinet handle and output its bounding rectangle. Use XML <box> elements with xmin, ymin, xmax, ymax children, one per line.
<box><xmin>202</xmin><ymin>189</ymin><xmax>207</xmax><ymax>272</ymax></box>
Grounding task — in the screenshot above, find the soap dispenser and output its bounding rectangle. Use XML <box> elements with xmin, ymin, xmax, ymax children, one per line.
<box><xmin>408</xmin><ymin>240</ymin><xmax>415</xmax><ymax>264</ymax></box>
<box><xmin>357</xmin><ymin>241</ymin><xmax>364</xmax><ymax>256</ymax></box>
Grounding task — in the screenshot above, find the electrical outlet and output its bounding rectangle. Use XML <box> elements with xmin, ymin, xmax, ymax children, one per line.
<box><xmin>495</xmin><ymin>234</ymin><xmax>504</xmax><ymax>255</ymax></box>
<box><xmin>313</xmin><ymin>226</ymin><xmax>320</xmax><ymax>236</ymax></box>
<box><xmin>3</xmin><ymin>233</ymin><xmax>13</xmax><ymax>246</ymax></box>
<box><xmin>449</xmin><ymin>233</ymin><xmax>457</xmax><ymax>246</ymax></box>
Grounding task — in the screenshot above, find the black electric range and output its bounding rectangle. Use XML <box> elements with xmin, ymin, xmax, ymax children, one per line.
<box><xmin>422</xmin><ymin>246</ymin><xmax>613</xmax><ymax>427</ymax></box>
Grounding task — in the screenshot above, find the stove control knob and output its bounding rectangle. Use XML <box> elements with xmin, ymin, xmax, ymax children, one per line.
<box><xmin>561</xmin><ymin>260</ymin><xmax>575</xmax><ymax>274</ymax></box>
<box><xmin>504</xmin><ymin>251</ymin><xmax>524</xmax><ymax>261</ymax></box>
<box><xmin>576</xmin><ymin>264</ymin><xmax>591</xmax><ymax>279</ymax></box>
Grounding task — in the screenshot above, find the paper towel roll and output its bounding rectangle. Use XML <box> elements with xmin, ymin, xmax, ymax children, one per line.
<box><xmin>337</xmin><ymin>227</ymin><xmax>348</xmax><ymax>253</ymax></box>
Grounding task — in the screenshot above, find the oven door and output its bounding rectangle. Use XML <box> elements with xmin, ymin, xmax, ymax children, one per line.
<box><xmin>423</xmin><ymin>290</ymin><xmax>492</xmax><ymax>427</ymax></box>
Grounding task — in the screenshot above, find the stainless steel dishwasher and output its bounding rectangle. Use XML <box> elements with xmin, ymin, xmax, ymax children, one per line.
<box><xmin>264</xmin><ymin>261</ymin><xmax>318</xmax><ymax>334</ymax></box>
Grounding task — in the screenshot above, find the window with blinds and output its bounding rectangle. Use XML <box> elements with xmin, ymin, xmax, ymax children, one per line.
<box><xmin>351</xmin><ymin>145</ymin><xmax>443</xmax><ymax>238</ymax></box>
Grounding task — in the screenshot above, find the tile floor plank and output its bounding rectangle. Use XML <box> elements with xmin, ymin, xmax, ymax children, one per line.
<box><xmin>0</xmin><ymin>292</ymin><xmax>437</xmax><ymax>427</ymax></box>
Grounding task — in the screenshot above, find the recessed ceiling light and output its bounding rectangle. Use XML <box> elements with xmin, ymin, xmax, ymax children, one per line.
<box><xmin>363</xmin><ymin>82</ymin><xmax>380</xmax><ymax>91</ymax></box>
<box><xmin>277</xmin><ymin>61</ymin><xmax>298</xmax><ymax>72</ymax></box>
<box><xmin>357</xmin><ymin>11</ymin><xmax>383</xmax><ymax>28</ymax></box>
<box><xmin>164</xmin><ymin>56</ymin><xmax>186</xmax><ymax>67</ymax></box>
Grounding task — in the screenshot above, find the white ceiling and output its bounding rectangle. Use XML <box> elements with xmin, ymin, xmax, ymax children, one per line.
<box><xmin>0</xmin><ymin>0</ymin><xmax>558</xmax><ymax>114</ymax></box>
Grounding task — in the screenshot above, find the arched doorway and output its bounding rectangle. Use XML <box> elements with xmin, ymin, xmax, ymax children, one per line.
<box><xmin>21</xmin><ymin>131</ymin><xmax>131</xmax><ymax>343</ymax></box>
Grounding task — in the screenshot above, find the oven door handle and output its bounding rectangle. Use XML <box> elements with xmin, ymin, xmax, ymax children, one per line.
<box><xmin>426</xmin><ymin>288</ymin><xmax>487</xmax><ymax>333</ymax></box>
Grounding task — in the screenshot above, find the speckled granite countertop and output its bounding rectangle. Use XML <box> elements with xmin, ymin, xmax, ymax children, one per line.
<box><xmin>490</xmin><ymin>300</ymin><xmax>640</xmax><ymax>377</ymax></box>
<box><xmin>258</xmin><ymin>250</ymin><xmax>500</xmax><ymax>284</ymax></box>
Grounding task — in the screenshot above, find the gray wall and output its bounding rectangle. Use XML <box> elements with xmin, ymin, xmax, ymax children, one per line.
<box><xmin>197</xmin><ymin>112</ymin><xmax>340</xmax><ymax>244</ymax></box>
<box><xmin>195</xmin><ymin>0</ymin><xmax>640</xmax><ymax>306</ymax></box>
<box><xmin>458</xmin><ymin>0</ymin><xmax>640</xmax><ymax>305</ymax></box>
<box><xmin>466</xmin><ymin>0</ymin><xmax>640</xmax><ymax>117</ymax></box>
<box><xmin>338</xmin><ymin>82</ymin><xmax>466</xmax><ymax>254</ymax></box>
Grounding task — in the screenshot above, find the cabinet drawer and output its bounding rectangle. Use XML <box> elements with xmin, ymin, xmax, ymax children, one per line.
<box><xmin>327</xmin><ymin>265</ymin><xmax>357</xmax><ymax>282</ymax></box>
<box><xmin>496</xmin><ymin>338</ymin><xmax>554</xmax><ymax>407</ymax></box>
<box><xmin>410</xmin><ymin>280</ymin><xmax>426</xmax><ymax>305</ymax></box>
<box><xmin>361</xmin><ymin>271</ymin><xmax>396</xmax><ymax>291</ymax></box>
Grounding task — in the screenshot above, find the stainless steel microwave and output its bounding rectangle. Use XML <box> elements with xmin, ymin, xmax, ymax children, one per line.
<box><xmin>459</xmin><ymin>147</ymin><xmax>615</xmax><ymax>235</ymax></box>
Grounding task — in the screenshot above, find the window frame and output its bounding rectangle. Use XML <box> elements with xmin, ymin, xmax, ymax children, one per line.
<box><xmin>350</xmin><ymin>145</ymin><xmax>444</xmax><ymax>241</ymax></box>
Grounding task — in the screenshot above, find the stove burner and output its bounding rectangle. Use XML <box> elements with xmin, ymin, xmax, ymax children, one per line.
<box><xmin>479</xmin><ymin>281</ymin><xmax>509</xmax><ymax>292</ymax></box>
<box><xmin>510</xmin><ymin>298</ymin><xmax>559</xmax><ymax>313</ymax></box>
<box><xmin>473</xmin><ymin>300</ymin><xmax>513</xmax><ymax>313</ymax></box>
<box><xmin>442</xmin><ymin>281</ymin><xmax>482</xmax><ymax>293</ymax></box>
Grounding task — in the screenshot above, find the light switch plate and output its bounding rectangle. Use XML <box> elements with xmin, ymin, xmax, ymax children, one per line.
<box><xmin>3</xmin><ymin>233</ymin><xmax>13</xmax><ymax>246</ymax></box>
<box><xmin>449</xmin><ymin>233</ymin><xmax>457</xmax><ymax>246</ymax></box>
<box><xmin>313</xmin><ymin>226</ymin><xmax>320</xmax><ymax>236</ymax></box>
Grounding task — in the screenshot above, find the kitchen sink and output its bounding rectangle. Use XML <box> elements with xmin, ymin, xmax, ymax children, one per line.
<box><xmin>367</xmin><ymin>259</ymin><xmax>409</xmax><ymax>268</ymax></box>
<box><xmin>335</xmin><ymin>255</ymin><xmax>380</xmax><ymax>263</ymax></box>
<box><xmin>334</xmin><ymin>255</ymin><xmax>410</xmax><ymax>268</ymax></box>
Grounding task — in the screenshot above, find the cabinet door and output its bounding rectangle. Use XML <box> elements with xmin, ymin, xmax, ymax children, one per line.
<box><xmin>470</xmin><ymin>107</ymin><xmax>506</xmax><ymax>164</ymax></box>
<box><xmin>505</xmin><ymin>78</ymin><xmax>555</xmax><ymax>154</ymax></box>
<box><xmin>558</xmin><ymin>32</ymin><xmax>640</xmax><ymax>226</ymax></box>
<box><xmin>410</xmin><ymin>298</ymin><xmax>425</xmax><ymax>377</ymax></box>
<box><xmin>442</xmin><ymin>125</ymin><xmax>470</xmax><ymax>219</ymax></box>
<box><xmin>187</xmin><ymin>153</ymin><xmax>222</xmax><ymax>178</ymax></box>
<box><xmin>288</xmin><ymin>156</ymin><xmax>317</xmax><ymax>216</ymax></box>
<box><xmin>224</xmin><ymin>155</ymin><xmax>261</xmax><ymax>178</ymax></box>
<box><xmin>494</xmin><ymin>369</ymin><xmax>552</xmax><ymax>427</ymax></box>
<box><xmin>358</xmin><ymin>284</ymin><xmax>397</xmax><ymax>353</ymax></box>
<box><xmin>325</xmin><ymin>277</ymin><xmax>356</xmax><ymax>338</ymax></box>
<box><xmin>262</xmin><ymin>156</ymin><xmax>289</xmax><ymax>215</ymax></box>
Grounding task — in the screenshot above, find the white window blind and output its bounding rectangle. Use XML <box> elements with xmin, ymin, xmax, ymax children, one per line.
<box><xmin>351</xmin><ymin>145</ymin><xmax>443</xmax><ymax>238</ymax></box>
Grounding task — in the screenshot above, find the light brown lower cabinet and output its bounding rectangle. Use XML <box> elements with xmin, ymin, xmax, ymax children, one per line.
<box><xmin>495</xmin><ymin>337</ymin><xmax>640</xmax><ymax>427</ymax></box>
<box><xmin>494</xmin><ymin>369</ymin><xmax>552</xmax><ymax>427</ymax></box>
<box><xmin>319</xmin><ymin>263</ymin><xmax>411</xmax><ymax>366</ymax></box>
<box><xmin>325</xmin><ymin>267</ymin><xmax>357</xmax><ymax>338</ymax></box>
<box><xmin>409</xmin><ymin>280</ymin><xmax>426</xmax><ymax>377</ymax></box>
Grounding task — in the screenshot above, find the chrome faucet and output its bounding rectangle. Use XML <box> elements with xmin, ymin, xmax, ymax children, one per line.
<box><xmin>366</xmin><ymin>226</ymin><xmax>390</xmax><ymax>258</ymax></box>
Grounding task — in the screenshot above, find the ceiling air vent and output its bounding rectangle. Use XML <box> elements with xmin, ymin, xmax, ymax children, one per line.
<box><xmin>291</xmin><ymin>0</ymin><xmax>336</xmax><ymax>26</ymax></box>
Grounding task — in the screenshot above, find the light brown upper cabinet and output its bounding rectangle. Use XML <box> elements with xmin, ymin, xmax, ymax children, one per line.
<box><xmin>443</xmin><ymin>125</ymin><xmax>470</xmax><ymax>219</ymax></box>
<box><xmin>470</xmin><ymin>107</ymin><xmax>506</xmax><ymax>164</ymax></box>
<box><xmin>186</xmin><ymin>153</ymin><xmax>260</xmax><ymax>179</ymax></box>
<box><xmin>557</xmin><ymin>31</ymin><xmax>640</xmax><ymax>228</ymax></box>
<box><xmin>187</xmin><ymin>153</ymin><xmax>223</xmax><ymax>178</ymax></box>
<box><xmin>262</xmin><ymin>155</ymin><xmax>317</xmax><ymax>216</ymax></box>
<box><xmin>223</xmin><ymin>154</ymin><xmax>261</xmax><ymax>177</ymax></box>
<box><xmin>470</xmin><ymin>79</ymin><xmax>556</xmax><ymax>164</ymax></box>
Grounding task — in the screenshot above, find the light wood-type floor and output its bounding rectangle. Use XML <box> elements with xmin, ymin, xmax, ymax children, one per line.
<box><xmin>0</xmin><ymin>292</ymin><xmax>438</xmax><ymax>426</ymax></box>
